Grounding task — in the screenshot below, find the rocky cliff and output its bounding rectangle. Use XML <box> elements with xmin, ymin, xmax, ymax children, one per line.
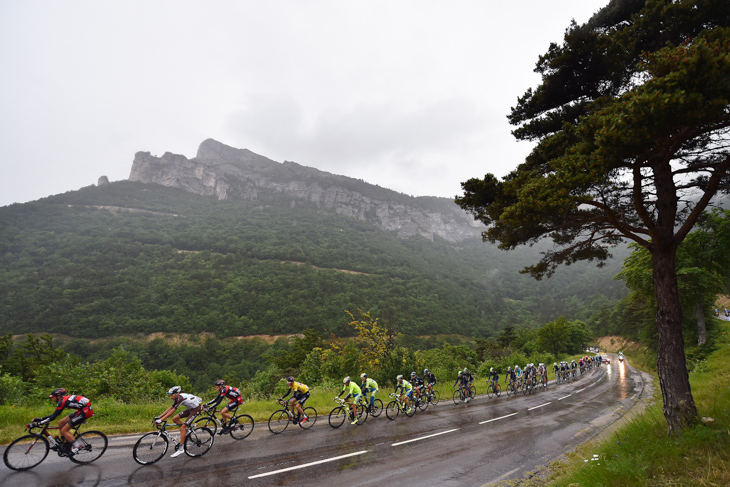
<box><xmin>129</xmin><ymin>139</ymin><xmax>483</xmax><ymax>242</ymax></box>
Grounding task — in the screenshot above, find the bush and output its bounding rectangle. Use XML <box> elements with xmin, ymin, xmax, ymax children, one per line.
<box><xmin>0</xmin><ymin>373</ymin><xmax>26</xmax><ymax>405</ymax></box>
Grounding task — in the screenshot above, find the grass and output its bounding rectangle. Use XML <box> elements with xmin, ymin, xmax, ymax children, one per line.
<box><xmin>526</xmin><ymin>321</ymin><xmax>730</xmax><ymax>487</ymax></box>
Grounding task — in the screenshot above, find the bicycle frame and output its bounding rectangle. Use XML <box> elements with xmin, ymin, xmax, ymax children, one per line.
<box><xmin>28</xmin><ymin>422</ymin><xmax>85</xmax><ymax>454</ymax></box>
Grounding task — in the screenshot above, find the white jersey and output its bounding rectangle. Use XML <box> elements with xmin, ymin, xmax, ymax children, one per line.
<box><xmin>172</xmin><ymin>393</ymin><xmax>202</xmax><ymax>410</ymax></box>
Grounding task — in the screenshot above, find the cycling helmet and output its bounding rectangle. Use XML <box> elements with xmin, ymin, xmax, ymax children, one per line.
<box><xmin>50</xmin><ymin>388</ymin><xmax>67</xmax><ymax>398</ymax></box>
<box><xmin>507</xmin><ymin>366</ymin><xmax>512</xmax><ymax>371</ymax></box>
<box><xmin>214</xmin><ymin>380</ymin><xmax>225</xmax><ymax>386</ymax></box>
<box><xmin>167</xmin><ymin>386</ymin><xmax>181</xmax><ymax>395</ymax></box>
<box><xmin>463</xmin><ymin>368</ymin><xmax>469</xmax><ymax>373</ymax></box>
<box><xmin>360</xmin><ymin>373</ymin><xmax>367</xmax><ymax>378</ymax></box>
<box><xmin>490</xmin><ymin>367</ymin><xmax>494</xmax><ymax>372</ymax></box>
<box><xmin>397</xmin><ymin>375</ymin><xmax>404</xmax><ymax>381</ymax></box>
<box><xmin>286</xmin><ymin>376</ymin><xmax>295</xmax><ymax>383</ymax></box>
<box><xmin>411</xmin><ymin>372</ymin><xmax>416</xmax><ymax>377</ymax></box>
<box><xmin>344</xmin><ymin>376</ymin><xmax>350</xmax><ymax>383</ymax></box>
<box><xmin>458</xmin><ymin>371</ymin><xmax>463</xmax><ymax>376</ymax></box>
<box><xmin>554</xmin><ymin>362</ymin><xmax>558</xmax><ymax>366</ymax></box>
<box><xmin>424</xmin><ymin>369</ymin><xmax>429</xmax><ymax>374</ymax></box>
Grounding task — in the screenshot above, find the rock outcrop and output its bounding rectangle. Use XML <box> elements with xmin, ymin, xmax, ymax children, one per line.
<box><xmin>129</xmin><ymin>139</ymin><xmax>483</xmax><ymax>242</ymax></box>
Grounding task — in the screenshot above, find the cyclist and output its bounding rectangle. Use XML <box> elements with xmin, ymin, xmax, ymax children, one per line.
<box><xmin>462</xmin><ymin>368</ymin><xmax>474</xmax><ymax>398</ymax></box>
<box><xmin>579</xmin><ymin>357</ymin><xmax>585</xmax><ymax>373</ymax></box>
<box><xmin>337</xmin><ymin>377</ymin><xmax>362</xmax><ymax>425</ymax></box>
<box><xmin>204</xmin><ymin>380</ymin><xmax>243</xmax><ymax>435</ymax></box>
<box><xmin>570</xmin><ymin>359</ymin><xmax>578</xmax><ymax>377</ymax></box>
<box><xmin>155</xmin><ymin>386</ymin><xmax>203</xmax><ymax>458</ymax></box>
<box><xmin>281</xmin><ymin>376</ymin><xmax>310</xmax><ymax>425</ymax></box>
<box><xmin>514</xmin><ymin>365</ymin><xmax>523</xmax><ymax>381</ymax></box>
<box><xmin>423</xmin><ymin>368</ymin><xmax>437</xmax><ymax>399</ymax></box>
<box><xmin>360</xmin><ymin>373</ymin><xmax>379</xmax><ymax>412</ymax></box>
<box><xmin>410</xmin><ymin>372</ymin><xmax>425</xmax><ymax>402</ymax></box>
<box><xmin>30</xmin><ymin>388</ymin><xmax>94</xmax><ymax>456</ymax></box>
<box><xmin>487</xmin><ymin>367</ymin><xmax>499</xmax><ymax>388</ymax></box>
<box><xmin>553</xmin><ymin>362</ymin><xmax>560</xmax><ymax>378</ymax></box>
<box><xmin>537</xmin><ymin>363</ymin><xmax>547</xmax><ymax>385</ymax></box>
<box><xmin>506</xmin><ymin>366</ymin><xmax>517</xmax><ymax>392</ymax></box>
<box><xmin>394</xmin><ymin>374</ymin><xmax>414</xmax><ymax>413</ymax></box>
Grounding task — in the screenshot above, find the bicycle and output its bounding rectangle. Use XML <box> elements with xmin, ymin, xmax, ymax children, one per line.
<box><xmin>4</xmin><ymin>421</ymin><xmax>107</xmax><ymax>471</ymax></box>
<box><xmin>486</xmin><ymin>380</ymin><xmax>501</xmax><ymax>398</ymax></box>
<box><xmin>522</xmin><ymin>376</ymin><xmax>534</xmax><ymax>395</ymax></box>
<box><xmin>424</xmin><ymin>387</ymin><xmax>440</xmax><ymax>405</ymax></box>
<box><xmin>385</xmin><ymin>393</ymin><xmax>415</xmax><ymax>419</ymax></box>
<box><xmin>267</xmin><ymin>398</ymin><xmax>317</xmax><ymax>434</ymax></box>
<box><xmin>194</xmin><ymin>406</ymin><xmax>254</xmax><ymax>440</ymax></box>
<box><xmin>329</xmin><ymin>397</ymin><xmax>367</xmax><ymax>428</ymax></box>
<box><xmin>505</xmin><ymin>378</ymin><xmax>518</xmax><ymax>397</ymax></box>
<box><xmin>358</xmin><ymin>394</ymin><xmax>383</xmax><ymax>417</ymax></box>
<box><xmin>413</xmin><ymin>390</ymin><xmax>431</xmax><ymax>412</ymax></box>
<box><xmin>132</xmin><ymin>420</ymin><xmax>213</xmax><ymax>465</ymax></box>
<box><xmin>452</xmin><ymin>383</ymin><xmax>476</xmax><ymax>404</ymax></box>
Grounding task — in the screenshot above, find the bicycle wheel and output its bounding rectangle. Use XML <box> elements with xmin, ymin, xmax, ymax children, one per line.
<box><xmin>229</xmin><ymin>414</ymin><xmax>254</xmax><ymax>440</ymax></box>
<box><xmin>469</xmin><ymin>385</ymin><xmax>477</xmax><ymax>398</ymax></box>
<box><xmin>194</xmin><ymin>414</ymin><xmax>219</xmax><ymax>435</ymax></box>
<box><xmin>495</xmin><ymin>384</ymin><xmax>501</xmax><ymax>397</ymax></box>
<box><xmin>268</xmin><ymin>409</ymin><xmax>290</xmax><ymax>434</ymax></box>
<box><xmin>299</xmin><ymin>407</ymin><xmax>316</xmax><ymax>429</ymax></box>
<box><xmin>404</xmin><ymin>402</ymin><xmax>416</xmax><ymax>417</ymax></box>
<box><xmin>370</xmin><ymin>398</ymin><xmax>384</xmax><ymax>417</ymax></box>
<box><xmin>385</xmin><ymin>400</ymin><xmax>400</xmax><ymax>420</ymax></box>
<box><xmin>3</xmin><ymin>434</ymin><xmax>49</xmax><ymax>471</ymax></box>
<box><xmin>133</xmin><ymin>432</ymin><xmax>168</xmax><ymax>466</ymax></box>
<box><xmin>185</xmin><ymin>426</ymin><xmax>213</xmax><ymax>457</ymax></box>
<box><xmin>417</xmin><ymin>395</ymin><xmax>428</xmax><ymax>411</ymax></box>
<box><xmin>355</xmin><ymin>405</ymin><xmax>368</xmax><ymax>425</ymax></box>
<box><xmin>69</xmin><ymin>431</ymin><xmax>107</xmax><ymax>464</ymax></box>
<box><xmin>430</xmin><ymin>391</ymin><xmax>440</xmax><ymax>405</ymax></box>
<box><xmin>453</xmin><ymin>390</ymin><xmax>462</xmax><ymax>404</ymax></box>
<box><xmin>329</xmin><ymin>407</ymin><xmax>347</xmax><ymax>428</ymax></box>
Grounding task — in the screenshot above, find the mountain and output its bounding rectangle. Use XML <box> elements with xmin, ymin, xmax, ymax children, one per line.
<box><xmin>129</xmin><ymin>139</ymin><xmax>483</xmax><ymax>243</ymax></box>
<box><xmin>0</xmin><ymin>142</ymin><xmax>629</xmax><ymax>341</ymax></box>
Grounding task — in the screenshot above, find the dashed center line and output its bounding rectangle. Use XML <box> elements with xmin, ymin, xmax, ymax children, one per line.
<box><xmin>527</xmin><ymin>402</ymin><xmax>552</xmax><ymax>411</ymax></box>
<box><xmin>391</xmin><ymin>428</ymin><xmax>459</xmax><ymax>446</ymax></box>
<box><xmin>558</xmin><ymin>394</ymin><xmax>572</xmax><ymax>400</ymax></box>
<box><xmin>479</xmin><ymin>412</ymin><xmax>518</xmax><ymax>425</ymax></box>
<box><xmin>248</xmin><ymin>450</ymin><xmax>369</xmax><ymax>479</ymax></box>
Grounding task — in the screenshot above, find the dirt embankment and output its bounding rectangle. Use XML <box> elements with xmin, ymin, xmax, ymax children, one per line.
<box><xmin>595</xmin><ymin>335</ymin><xmax>643</xmax><ymax>353</ymax></box>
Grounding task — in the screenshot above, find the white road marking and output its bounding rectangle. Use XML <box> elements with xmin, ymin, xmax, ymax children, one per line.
<box><xmin>391</xmin><ymin>428</ymin><xmax>459</xmax><ymax>446</ymax></box>
<box><xmin>479</xmin><ymin>412</ymin><xmax>518</xmax><ymax>425</ymax></box>
<box><xmin>527</xmin><ymin>402</ymin><xmax>552</xmax><ymax>411</ymax></box>
<box><xmin>248</xmin><ymin>450</ymin><xmax>369</xmax><ymax>479</ymax></box>
<box><xmin>557</xmin><ymin>394</ymin><xmax>572</xmax><ymax>400</ymax></box>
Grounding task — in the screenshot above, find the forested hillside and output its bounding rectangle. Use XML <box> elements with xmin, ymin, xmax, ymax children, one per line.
<box><xmin>0</xmin><ymin>181</ymin><xmax>628</xmax><ymax>342</ymax></box>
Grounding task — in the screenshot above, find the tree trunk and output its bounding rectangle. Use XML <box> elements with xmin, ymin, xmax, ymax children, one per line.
<box><xmin>652</xmin><ymin>249</ymin><xmax>698</xmax><ymax>435</ymax></box>
<box><xmin>694</xmin><ymin>299</ymin><xmax>707</xmax><ymax>347</ymax></box>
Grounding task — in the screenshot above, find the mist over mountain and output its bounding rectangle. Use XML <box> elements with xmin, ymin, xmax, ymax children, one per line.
<box><xmin>0</xmin><ymin>140</ymin><xmax>629</xmax><ymax>340</ymax></box>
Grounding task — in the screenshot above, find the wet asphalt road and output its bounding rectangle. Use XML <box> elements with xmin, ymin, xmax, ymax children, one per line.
<box><xmin>1</xmin><ymin>357</ymin><xmax>645</xmax><ymax>487</ymax></box>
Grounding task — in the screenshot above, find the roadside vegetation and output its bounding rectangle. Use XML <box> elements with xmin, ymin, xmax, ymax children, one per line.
<box><xmin>532</xmin><ymin>319</ymin><xmax>730</xmax><ymax>487</ymax></box>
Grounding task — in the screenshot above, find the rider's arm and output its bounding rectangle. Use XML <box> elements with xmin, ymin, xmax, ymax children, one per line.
<box><xmin>205</xmin><ymin>394</ymin><xmax>223</xmax><ymax>409</ymax></box>
<box><xmin>39</xmin><ymin>399</ymin><xmax>66</xmax><ymax>423</ymax></box>
<box><xmin>158</xmin><ymin>404</ymin><xmax>178</xmax><ymax>421</ymax></box>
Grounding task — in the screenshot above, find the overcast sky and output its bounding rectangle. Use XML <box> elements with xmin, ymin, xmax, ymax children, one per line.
<box><xmin>0</xmin><ymin>0</ymin><xmax>610</xmax><ymax>208</ymax></box>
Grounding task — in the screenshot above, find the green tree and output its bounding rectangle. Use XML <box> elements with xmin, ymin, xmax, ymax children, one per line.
<box><xmin>536</xmin><ymin>318</ymin><xmax>570</xmax><ymax>357</ymax></box>
<box><xmin>618</xmin><ymin>209</ymin><xmax>730</xmax><ymax>346</ymax></box>
<box><xmin>456</xmin><ymin>1</ymin><xmax>730</xmax><ymax>434</ymax></box>
<box><xmin>496</xmin><ymin>326</ymin><xmax>518</xmax><ymax>348</ymax></box>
